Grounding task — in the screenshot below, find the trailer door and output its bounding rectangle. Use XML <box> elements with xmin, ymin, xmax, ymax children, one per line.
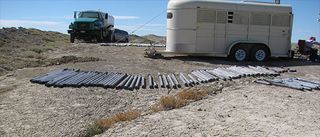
<box><xmin>248</xmin><ymin>12</ymin><xmax>271</xmax><ymax>46</ymax></box>
<box><xmin>225</xmin><ymin>11</ymin><xmax>249</xmax><ymax>51</ymax></box>
<box><xmin>213</xmin><ymin>11</ymin><xmax>227</xmax><ymax>54</ymax></box>
<box><xmin>196</xmin><ymin>9</ymin><xmax>215</xmax><ymax>53</ymax></box>
<box><xmin>269</xmin><ymin>13</ymin><xmax>292</xmax><ymax>56</ymax></box>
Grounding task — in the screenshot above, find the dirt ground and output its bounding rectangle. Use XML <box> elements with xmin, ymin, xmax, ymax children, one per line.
<box><xmin>0</xmin><ymin>44</ymin><xmax>320</xmax><ymax>137</ymax></box>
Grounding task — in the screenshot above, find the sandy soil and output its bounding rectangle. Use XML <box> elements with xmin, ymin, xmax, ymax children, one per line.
<box><xmin>0</xmin><ymin>44</ymin><xmax>320</xmax><ymax>137</ymax></box>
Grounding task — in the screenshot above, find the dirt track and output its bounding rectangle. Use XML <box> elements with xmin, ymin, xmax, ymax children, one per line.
<box><xmin>1</xmin><ymin>44</ymin><xmax>320</xmax><ymax>137</ymax></box>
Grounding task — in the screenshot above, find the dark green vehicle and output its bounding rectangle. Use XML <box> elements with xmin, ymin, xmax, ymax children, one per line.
<box><xmin>68</xmin><ymin>11</ymin><xmax>115</xmax><ymax>43</ymax></box>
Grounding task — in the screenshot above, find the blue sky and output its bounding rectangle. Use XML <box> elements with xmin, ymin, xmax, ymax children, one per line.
<box><xmin>0</xmin><ymin>0</ymin><xmax>319</xmax><ymax>42</ymax></box>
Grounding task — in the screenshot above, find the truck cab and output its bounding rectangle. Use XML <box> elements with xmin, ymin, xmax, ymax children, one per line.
<box><xmin>68</xmin><ymin>11</ymin><xmax>115</xmax><ymax>43</ymax></box>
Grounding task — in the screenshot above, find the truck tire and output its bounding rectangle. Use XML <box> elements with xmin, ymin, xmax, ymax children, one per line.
<box><xmin>106</xmin><ymin>30</ymin><xmax>114</xmax><ymax>43</ymax></box>
<box><xmin>250</xmin><ymin>46</ymin><xmax>269</xmax><ymax>62</ymax></box>
<box><xmin>70</xmin><ymin>34</ymin><xmax>75</xmax><ymax>43</ymax></box>
<box><xmin>97</xmin><ymin>30</ymin><xmax>104</xmax><ymax>43</ymax></box>
<box><xmin>230</xmin><ymin>45</ymin><xmax>249</xmax><ymax>62</ymax></box>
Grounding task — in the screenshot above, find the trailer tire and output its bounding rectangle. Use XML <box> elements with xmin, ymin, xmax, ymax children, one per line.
<box><xmin>230</xmin><ymin>45</ymin><xmax>249</xmax><ymax>62</ymax></box>
<box><xmin>70</xmin><ymin>34</ymin><xmax>75</xmax><ymax>43</ymax></box>
<box><xmin>250</xmin><ymin>46</ymin><xmax>269</xmax><ymax>62</ymax></box>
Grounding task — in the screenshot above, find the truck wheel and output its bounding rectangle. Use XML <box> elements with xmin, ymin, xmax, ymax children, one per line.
<box><xmin>250</xmin><ymin>46</ymin><xmax>269</xmax><ymax>62</ymax></box>
<box><xmin>97</xmin><ymin>30</ymin><xmax>103</xmax><ymax>43</ymax></box>
<box><xmin>70</xmin><ymin>34</ymin><xmax>75</xmax><ymax>43</ymax></box>
<box><xmin>230</xmin><ymin>46</ymin><xmax>249</xmax><ymax>62</ymax></box>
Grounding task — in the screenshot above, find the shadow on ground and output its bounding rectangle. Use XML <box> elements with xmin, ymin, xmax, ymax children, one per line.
<box><xmin>162</xmin><ymin>56</ymin><xmax>319</xmax><ymax>67</ymax></box>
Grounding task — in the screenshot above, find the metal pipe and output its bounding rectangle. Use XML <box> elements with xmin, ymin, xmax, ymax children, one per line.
<box><xmin>129</xmin><ymin>75</ymin><xmax>138</xmax><ymax>90</ymax></box>
<box><xmin>207</xmin><ymin>70</ymin><xmax>228</xmax><ymax>81</ymax></box>
<box><xmin>167</xmin><ymin>74</ymin><xmax>175</xmax><ymax>88</ymax></box>
<box><xmin>45</xmin><ymin>70</ymin><xmax>78</xmax><ymax>87</ymax></box>
<box><xmin>158</xmin><ymin>73</ymin><xmax>164</xmax><ymax>88</ymax></box>
<box><xmin>191</xmin><ymin>71</ymin><xmax>207</xmax><ymax>83</ymax></box>
<box><xmin>148</xmin><ymin>74</ymin><xmax>154</xmax><ymax>89</ymax></box>
<box><xmin>66</xmin><ymin>72</ymin><xmax>87</xmax><ymax>86</ymax></box>
<box><xmin>141</xmin><ymin>76</ymin><xmax>146</xmax><ymax>89</ymax></box>
<box><xmin>79</xmin><ymin>72</ymin><xmax>100</xmax><ymax>87</ymax></box>
<box><xmin>76</xmin><ymin>72</ymin><xmax>97</xmax><ymax>87</ymax></box>
<box><xmin>31</xmin><ymin>69</ymin><xmax>66</xmax><ymax>84</ymax></box>
<box><xmin>171</xmin><ymin>74</ymin><xmax>181</xmax><ymax>88</ymax></box>
<box><xmin>179</xmin><ymin>73</ymin><xmax>188</xmax><ymax>87</ymax></box>
<box><xmin>105</xmin><ymin>73</ymin><xmax>122</xmax><ymax>88</ymax></box>
<box><xmin>87</xmin><ymin>73</ymin><xmax>107</xmax><ymax>87</ymax></box>
<box><xmin>134</xmin><ymin>75</ymin><xmax>141</xmax><ymax>89</ymax></box>
<box><xmin>101</xmin><ymin>73</ymin><xmax>117</xmax><ymax>87</ymax></box>
<box><xmin>117</xmin><ymin>74</ymin><xmax>131</xmax><ymax>89</ymax></box>
<box><xmin>154</xmin><ymin>81</ymin><xmax>158</xmax><ymax>88</ymax></box>
<box><xmin>162</xmin><ymin>74</ymin><xmax>169</xmax><ymax>88</ymax></box>
<box><xmin>188</xmin><ymin>74</ymin><xmax>199</xmax><ymax>84</ymax></box>
<box><xmin>93</xmin><ymin>73</ymin><xmax>108</xmax><ymax>87</ymax></box>
<box><xmin>124</xmin><ymin>75</ymin><xmax>134</xmax><ymax>89</ymax></box>
<box><xmin>180</xmin><ymin>73</ymin><xmax>192</xmax><ymax>86</ymax></box>
<box><xmin>45</xmin><ymin>70</ymin><xmax>76</xmax><ymax>86</ymax></box>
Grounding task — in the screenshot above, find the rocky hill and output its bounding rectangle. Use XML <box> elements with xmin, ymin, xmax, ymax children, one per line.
<box><xmin>0</xmin><ymin>27</ymin><xmax>166</xmax><ymax>76</ymax></box>
<box><xmin>129</xmin><ymin>34</ymin><xmax>166</xmax><ymax>45</ymax></box>
<box><xmin>0</xmin><ymin>27</ymin><xmax>70</xmax><ymax>76</ymax></box>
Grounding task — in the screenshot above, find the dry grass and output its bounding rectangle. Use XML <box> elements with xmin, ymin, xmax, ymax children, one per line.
<box><xmin>176</xmin><ymin>88</ymin><xmax>208</xmax><ymax>101</ymax></box>
<box><xmin>85</xmin><ymin>110</ymin><xmax>140</xmax><ymax>137</ymax></box>
<box><xmin>152</xmin><ymin>88</ymin><xmax>208</xmax><ymax>112</ymax></box>
<box><xmin>96</xmin><ymin>110</ymin><xmax>140</xmax><ymax>129</ymax></box>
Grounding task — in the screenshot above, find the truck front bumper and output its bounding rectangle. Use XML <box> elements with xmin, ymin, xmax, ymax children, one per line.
<box><xmin>68</xmin><ymin>29</ymin><xmax>101</xmax><ymax>39</ymax></box>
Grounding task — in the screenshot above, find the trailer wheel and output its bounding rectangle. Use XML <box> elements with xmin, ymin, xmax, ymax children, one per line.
<box><xmin>230</xmin><ymin>46</ymin><xmax>249</xmax><ymax>62</ymax></box>
<box><xmin>251</xmin><ymin>46</ymin><xmax>269</xmax><ymax>62</ymax></box>
<box><xmin>70</xmin><ymin>34</ymin><xmax>75</xmax><ymax>43</ymax></box>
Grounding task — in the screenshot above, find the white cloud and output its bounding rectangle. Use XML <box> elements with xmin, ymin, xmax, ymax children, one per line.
<box><xmin>117</xmin><ymin>24</ymin><xmax>166</xmax><ymax>35</ymax></box>
<box><xmin>0</xmin><ymin>19</ymin><xmax>69</xmax><ymax>34</ymax></box>
<box><xmin>20</xmin><ymin>16</ymin><xmax>73</xmax><ymax>20</ymax></box>
<box><xmin>114</xmin><ymin>16</ymin><xmax>140</xmax><ymax>20</ymax></box>
<box><xmin>144</xmin><ymin>24</ymin><xmax>165</xmax><ymax>27</ymax></box>
<box><xmin>0</xmin><ymin>19</ymin><xmax>63</xmax><ymax>26</ymax></box>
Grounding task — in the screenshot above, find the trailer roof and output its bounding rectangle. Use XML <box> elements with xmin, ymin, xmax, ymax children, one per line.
<box><xmin>168</xmin><ymin>0</ymin><xmax>292</xmax><ymax>13</ymax></box>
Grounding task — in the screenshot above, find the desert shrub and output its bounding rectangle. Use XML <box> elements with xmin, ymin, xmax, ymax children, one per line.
<box><xmin>84</xmin><ymin>122</ymin><xmax>104</xmax><ymax>137</ymax></box>
<box><xmin>176</xmin><ymin>89</ymin><xmax>208</xmax><ymax>101</ymax></box>
<box><xmin>42</xmin><ymin>37</ymin><xmax>55</xmax><ymax>42</ymax></box>
<box><xmin>48</xmin><ymin>56</ymin><xmax>100</xmax><ymax>65</ymax></box>
<box><xmin>159</xmin><ymin>95</ymin><xmax>186</xmax><ymax>110</ymax></box>
<box><xmin>97</xmin><ymin>110</ymin><xmax>140</xmax><ymax>129</ymax></box>
<box><xmin>30</xmin><ymin>48</ymin><xmax>44</xmax><ymax>54</ymax></box>
<box><xmin>152</xmin><ymin>88</ymin><xmax>209</xmax><ymax>112</ymax></box>
<box><xmin>85</xmin><ymin>110</ymin><xmax>140</xmax><ymax>137</ymax></box>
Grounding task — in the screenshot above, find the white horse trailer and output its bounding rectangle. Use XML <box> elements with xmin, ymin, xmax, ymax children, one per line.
<box><xmin>165</xmin><ymin>0</ymin><xmax>293</xmax><ymax>61</ymax></box>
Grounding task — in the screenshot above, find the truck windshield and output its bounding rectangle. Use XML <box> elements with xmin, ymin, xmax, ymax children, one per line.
<box><xmin>78</xmin><ymin>12</ymin><xmax>99</xmax><ymax>18</ymax></box>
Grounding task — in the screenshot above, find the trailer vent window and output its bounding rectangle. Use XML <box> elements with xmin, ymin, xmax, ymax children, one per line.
<box><xmin>197</xmin><ymin>9</ymin><xmax>216</xmax><ymax>23</ymax></box>
<box><xmin>272</xmin><ymin>14</ymin><xmax>290</xmax><ymax>27</ymax></box>
<box><xmin>167</xmin><ymin>12</ymin><xmax>173</xmax><ymax>19</ymax></box>
<box><xmin>227</xmin><ymin>12</ymin><xmax>234</xmax><ymax>23</ymax></box>
<box><xmin>217</xmin><ymin>11</ymin><xmax>227</xmax><ymax>24</ymax></box>
<box><xmin>251</xmin><ymin>13</ymin><xmax>271</xmax><ymax>26</ymax></box>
